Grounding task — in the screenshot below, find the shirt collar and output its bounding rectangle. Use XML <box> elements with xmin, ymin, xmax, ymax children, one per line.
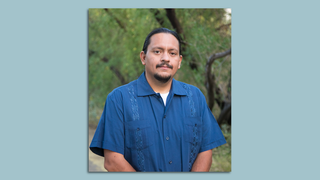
<box><xmin>137</xmin><ymin>72</ymin><xmax>187</xmax><ymax>97</ymax></box>
<box><xmin>137</xmin><ymin>72</ymin><xmax>156</xmax><ymax>96</ymax></box>
<box><xmin>171</xmin><ymin>78</ymin><xmax>188</xmax><ymax>96</ymax></box>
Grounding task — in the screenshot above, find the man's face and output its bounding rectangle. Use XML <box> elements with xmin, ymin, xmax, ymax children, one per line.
<box><xmin>140</xmin><ymin>33</ymin><xmax>182</xmax><ymax>83</ymax></box>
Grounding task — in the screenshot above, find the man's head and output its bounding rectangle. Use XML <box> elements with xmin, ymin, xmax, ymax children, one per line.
<box><xmin>140</xmin><ymin>28</ymin><xmax>183</xmax><ymax>84</ymax></box>
<box><xmin>142</xmin><ymin>28</ymin><xmax>182</xmax><ymax>55</ymax></box>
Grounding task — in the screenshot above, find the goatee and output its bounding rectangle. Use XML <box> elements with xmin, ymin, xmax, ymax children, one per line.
<box><xmin>154</xmin><ymin>74</ymin><xmax>171</xmax><ymax>83</ymax></box>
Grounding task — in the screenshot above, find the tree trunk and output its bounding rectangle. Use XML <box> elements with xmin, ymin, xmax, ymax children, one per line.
<box><xmin>217</xmin><ymin>103</ymin><xmax>231</xmax><ymax>126</ymax></box>
<box><xmin>165</xmin><ymin>9</ymin><xmax>184</xmax><ymax>36</ymax></box>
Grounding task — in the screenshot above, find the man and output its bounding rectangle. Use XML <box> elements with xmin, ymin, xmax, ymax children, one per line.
<box><xmin>90</xmin><ymin>28</ymin><xmax>226</xmax><ymax>172</ymax></box>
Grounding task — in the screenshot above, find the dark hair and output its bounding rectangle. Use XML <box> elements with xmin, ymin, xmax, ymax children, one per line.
<box><xmin>142</xmin><ymin>28</ymin><xmax>182</xmax><ymax>55</ymax></box>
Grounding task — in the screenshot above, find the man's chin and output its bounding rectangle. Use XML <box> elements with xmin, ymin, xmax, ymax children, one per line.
<box><xmin>154</xmin><ymin>73</ymin><xmax>171</xmax><ymax>83</ymax></box>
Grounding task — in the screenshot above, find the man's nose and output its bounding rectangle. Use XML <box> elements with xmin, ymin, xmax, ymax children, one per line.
<box><xmin>161</xmin><ymin>52</ymin><xmax>170</xmax><ymax>61</ymax></box>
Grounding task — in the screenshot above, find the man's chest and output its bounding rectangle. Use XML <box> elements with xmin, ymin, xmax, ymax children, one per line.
<box><xmin>122</xmin><ymin>94</ymin><xmax>203</xmax><ymax>150</ymax></box>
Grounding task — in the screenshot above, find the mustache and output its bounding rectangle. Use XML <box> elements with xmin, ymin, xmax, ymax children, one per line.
<box><xmin>156</xmin><ymin>62</ymin><xmax>173</xmax><ymax>69</ymax></box>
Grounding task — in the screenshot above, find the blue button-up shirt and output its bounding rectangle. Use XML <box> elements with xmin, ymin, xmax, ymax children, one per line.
<box><xmin>90</xmin><ymin>72</ymin><xmax>226</xmax><ymax>172</ymax></box>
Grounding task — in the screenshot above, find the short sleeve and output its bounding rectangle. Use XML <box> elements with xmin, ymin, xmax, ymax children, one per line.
<box><xmin>198</xmin><ymin>90</ymin><xmax>227</xmax><ymax>152</ymax></box>
<box><xmin>89</xmin><ymin>90</ymin><xmax>125</xmax><ymax>157</ymax></box>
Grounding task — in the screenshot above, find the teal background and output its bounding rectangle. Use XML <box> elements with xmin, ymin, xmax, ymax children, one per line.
<box><xmin>1</xmin><ymin>0</ymin><xmax>319</xmax><ymax>179</ymax></box>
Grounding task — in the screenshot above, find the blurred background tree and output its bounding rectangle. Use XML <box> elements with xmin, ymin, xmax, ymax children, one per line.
<box><xmin>88</xmin><ymin>8</ymin><xmax>231</xmax><ymax>172</ymax></box>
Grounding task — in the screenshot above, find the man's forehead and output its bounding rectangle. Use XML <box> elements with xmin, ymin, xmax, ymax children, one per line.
<box><xmin>149</xmin><ymin>33</ymin><xmax>179</xmax><ymax>47</ymax></box>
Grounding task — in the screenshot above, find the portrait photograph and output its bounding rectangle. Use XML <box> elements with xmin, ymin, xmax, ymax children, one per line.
<box><xmin>88</xmin><ymin>8</ymin><xmax>232</xmax><ymax>172</ymax></box>
<box><xmin>2</xmin><ymin>0</ymin><xmax>319</xmax><ymax>179</ymax></box>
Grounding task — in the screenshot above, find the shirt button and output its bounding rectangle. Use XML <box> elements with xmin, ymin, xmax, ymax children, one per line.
<box><xmin>164</xmin><ymin>115</ymin><xmax>166</xmax><ymax>118</ymax></box>
<box><xmin>166</xmin><ymin>136</ymin><xmax>169</xmax><ymax>140</ymax></box>
<box><xmin>169</xmin><ymin>161</ymin><xmax>172</xmax><ymax>164</ymax></box>
<box><xmin>137</xmin><ymin>128</ymin><xmax>140</xmax><ymax>131</ymax></box>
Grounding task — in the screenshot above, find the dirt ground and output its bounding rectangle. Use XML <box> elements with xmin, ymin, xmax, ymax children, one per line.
<box><xmin>88</xmin><ymin>126</ymin><xmax>107</xmax><ymax>172</ymax></box>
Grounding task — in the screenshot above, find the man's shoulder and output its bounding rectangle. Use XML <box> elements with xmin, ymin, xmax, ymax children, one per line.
<box><xmin>107</xmin><ymin>79</ymin><xmax>138</xmax><ymax>98</ymax></box>
<box><xmin>174</xmin><ymin>80</ymin><xmax>207</xmax><ymax>114</ymax></box>
<box><xmin>174</xmin><ymin>79</ymin><xmax>203</xmax><ymax>96</ymax></box>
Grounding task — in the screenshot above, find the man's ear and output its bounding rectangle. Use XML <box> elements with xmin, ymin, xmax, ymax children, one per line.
<box><xmin>140</xmin><ymin>51</ymin><xmax>146</xmax><ymax>65</ymax></box>
<box><xmin>178</xmin><ymin>55</ymin><xmax>182</xmax><ymax>69</ymax></box>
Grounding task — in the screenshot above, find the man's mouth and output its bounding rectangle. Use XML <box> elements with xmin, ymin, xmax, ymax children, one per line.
<box><xmin>159</xmin><ymin>66</ymin><xmax>169</xmax><ymax>68</ymax></box>
<box><xmin>156</xmin><ymin>63</ymin><xmax>173</xmax><ymax>69</ymax></box>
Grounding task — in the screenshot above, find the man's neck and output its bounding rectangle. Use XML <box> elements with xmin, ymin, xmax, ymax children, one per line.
<box><xmin>145</xmin><ymin>73</ymin><xmax>172</xmax><ymax>94</ymax></box>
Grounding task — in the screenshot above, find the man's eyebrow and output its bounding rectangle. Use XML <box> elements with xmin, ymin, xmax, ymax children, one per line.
<box><xmin>151</xmin><ymin>47</ymin><xmax>164</xmax><ymax>50</ymax></box>
<box><xmin>151</xmin><ymin>47</ymin><xmax>178</xmax><ymax>51</ymax></box>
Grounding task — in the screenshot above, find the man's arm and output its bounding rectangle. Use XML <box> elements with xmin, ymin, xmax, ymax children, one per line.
<box><xmin>103</xmin><ymin>149</ymin><xmax>136</xmax><ymax>172</ymax></box>
<box><xmin>191</xmin><ymin>149</ymin><xmax>213</xmax><ymax>172</ymax></box>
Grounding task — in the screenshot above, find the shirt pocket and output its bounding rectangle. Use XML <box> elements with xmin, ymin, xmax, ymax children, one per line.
<box><xmin>125</xmin><ymin>120</ymin><xmax>154</xmax><ymax>150</ymax></box>
<box><xmin>183</xmin><ymin>116</ymin><xmax>202</xmax><ymax>144</ymax></box>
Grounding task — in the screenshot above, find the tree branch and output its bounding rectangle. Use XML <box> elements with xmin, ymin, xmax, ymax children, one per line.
<box><xmin>205</xmin><ymin>48</ymin><xmax>231</xmax><ymax>110</ymax></box>
<box><xmin>150</xmin><ymin>9</ymin><xmax>165</xmax><ymax>27</ymax></box>
<box><xmin>102</xmin><ymin>57</ymin><xmax>127</xmax><ymax>85</ymax></box>
<box><xmin>104</xmin><ymin>9</ymin><xmax>126</xmax><ymax>32</ymax></box>
<box><xmin>207</xmin><ymin>48</ymin><xmax>231</xmax><ymax>65</ymax></box>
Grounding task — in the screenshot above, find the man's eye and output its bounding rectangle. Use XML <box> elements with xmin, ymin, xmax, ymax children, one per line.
<box><xmin>170</xmin><ymin>53</ymin><xmax>176</xmax><ymax>55</ymax></box>
<box><xmin>154</xmin><ymin>51</ymin><xmax>160</xmax><ymax>54</ymax></box>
